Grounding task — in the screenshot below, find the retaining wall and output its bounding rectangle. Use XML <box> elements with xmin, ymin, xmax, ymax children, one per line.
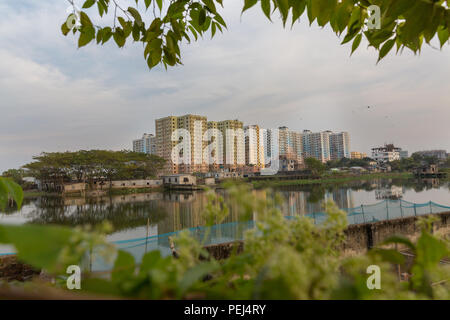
<box><xmin>205</xmin><ymin>211</ymin><xmax>450</xmax><ymax>260</ymax></box>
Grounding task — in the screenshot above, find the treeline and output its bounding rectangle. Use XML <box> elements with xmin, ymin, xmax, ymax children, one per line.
<box><xmin>19</xmin><ymin>150</ymin><xmax>166</xmax><ymax>184</ymax></box>
<box><xmin>326</xmin><ymin>157</ymin><xmax>374</xmax><ymax>169</ymax></box>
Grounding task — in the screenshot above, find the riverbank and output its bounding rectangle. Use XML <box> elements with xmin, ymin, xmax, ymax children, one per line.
<box><xmin>250</xmin><ymin>172</ymin><xmax>414</xmax><ymax>189</ymax></box>
<box><xmin>24</xmin><ymin>186</ymin><xmax>164</xmax><ymax>198</ymax></box>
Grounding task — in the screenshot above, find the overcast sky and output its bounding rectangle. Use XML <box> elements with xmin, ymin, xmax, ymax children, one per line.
<box><xmin>1</xmin><ymin>0</ymin><xmax>449</xmax><ymax>172</ymax></box>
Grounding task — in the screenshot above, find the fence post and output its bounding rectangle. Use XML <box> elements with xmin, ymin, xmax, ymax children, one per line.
<box><xmin>361</xmin><ymin>204</ymin><xmax>365</xmax><ymax>223</ymax></box>
<box><xmin>414</xmin><ymin>204</ymin><xmax>417</xmax><ymax>216</ymax></box>
<box><xmin>386</xmin><ymin>200</ymin><xmax>389</xmax><ymax>220</ymax></box>
<box><xmin>400</xmin><ymin>200</ymin><xmax>403</xmax><ymax>218</ymax></box>
<box><xmin>429</xmin><ymin>201</ymin><xmax>433</xmax><ymax>214</ymax></box>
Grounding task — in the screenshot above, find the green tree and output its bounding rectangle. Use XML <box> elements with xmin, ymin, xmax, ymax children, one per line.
<box><xmin>1</xmin><ymin>169</ymin><xmax>26</xmax><ymax>185</ymax></box>
<box><xmin>62</xmin><ymin>0</ymin><xmax>450</xmax><ymax>70</ymax></box>
<box><xmin>22</xmin><ymin>150</ymin><xmax>166</xmax><ymax>190</ymax></box>
<box><xmin>305</xmin><ymin>157</ymin><xmax>326</xmax><ymax>176</ymax></box>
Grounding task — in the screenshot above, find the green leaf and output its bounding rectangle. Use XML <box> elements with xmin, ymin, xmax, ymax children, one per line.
<box><xmin>0</xmin><ymin>178</ymin><xmax>23</xmax><ymax>210</ymax></box>
<box><xmin>261</xmin><ymin>0</ymin><xmax>271</xmax><ymax>21</ymax></box>
<box><xmin>313</xmin><ymin>0</ymin><xmax>336</xmax><ymax>27</ymax></box>
<box><xmin>377</xmin><ymin>38</ymin><xmax>395</xmax><ymax>62</ymax></box>
<box><xmin>144</xmin><ymin>0</ymin><xmax>152</xmax><ymax>10</ymax></box>
<box><xmin>82</xmin><ymin>0</ymin><xmax>96</xmax><ymax>9</ymax></box>
<box><xmin>113</xmin><ymin>28</ymin><xmax>126</xmax><ymax>47</ymax></box>
<box><xmin>380</xmin><ymin>235</ymin><xmax>416</xmax><ymax>252</ymax></box>
<box><xmin>156</xmin><ymin>0</ymin><xmax>163</xmax><ymax>12</ymax></box>
<box><xmin>139</xmin><ymin>250</ymin><xmax>162</xmax><ymax>273</ymax></box>
<box><xmin>61</xmin><ymin>21</ymin><xmax>71</xmax><ymax>36</ymax></box>
<box><xmin>437</xmin><ymin>26</ymin><xmax>449</xmax><ymax>49</ymax></box>
<box><xmin>370</xmin><ymin>248</ymin><xmax>406</xmax><ymax>265</ymax></box>
<box><xmin>79</xmin><ymin>11</ymin><xmax>93</xmax><ymax>27</ymax></box>
<box><xmin>242</xmin><ymin>0</ymin><xmax>258</xmax><ymax>14</ymax></box>
<box><xmin>0</xmin><ymin>224</ymin><xmax>74</xmax><ymax>273</ymax></box>
<box><xmin>199</xmin><ymin>8</ymin><xmax>207</xmax><ymax>26</ymax></box>
<box><xmin>128</xmin><ymin>7</ymin><xmax>143</xmax><ymax>26</ymax></box>
<box><xmin>351</xmin><ymin>33</ymin><xmax>362</xmax><ymax>55</ymax></box>
<box><xmin>277</xmin><ymin>0</ymin><xmax>289</xmax><ymax>26</ymax></box>
<box><xmin>101</xmin><ymin>27</ymin><xmax>112</xmax><ymax>44</ymax></box>
<box><xmin>179</xmin><ymin>262</ymin><xmax>219</xmax><ymax>293</ymax></box>
<box><xmin>78</xmin><ymin>26</ymin><xmax>95</xmax><ymax>47</ymax></box>
<box><xmin>291</xmin><ymin>0</ymin><xmax>306</xmax><ymax>27</ymax></box>
<box><xmin>112</xmin><ymin>250</ymin><xmax>135</xmax><ymax>283</ymax></box>
<box><xmin>202</xmin><ymin>0</ymin><xmax>217</xmax><ymax>14</ymax></box>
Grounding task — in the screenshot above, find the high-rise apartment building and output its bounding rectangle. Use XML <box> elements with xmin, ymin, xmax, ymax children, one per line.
<box><xmin>244</xmin><ymin>125</ymin><xmax>265</xmax><ymax>169</ymax></box>
<box><xmin>133</xmin><ymin>133</ymin><xmax>157</xmax><ymax>155</ymax></box>
<box><xmin>329</xmin><ymin>131</ymin><xmax>350</xmax><ymax>160</ymax></box>
<box><xmin>217</xmin><ymin>120</ymin><xmax>245</xmax><ymax>170</ymax></box>
<box><xmin>302</xmin><ymin>130</ymin><xmax>331</xmax><ymax>163</ymax></box>
<box><xmin>155</xmin><ymin>114</ymin><xmax>208</xmax><ymax>174</ymax></box>
<box><xmin>278</xmin><ymin>126</ymin><xmax>304</xmax><ymax>167</ymax></box>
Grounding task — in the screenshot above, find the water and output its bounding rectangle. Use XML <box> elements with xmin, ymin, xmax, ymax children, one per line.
<box><xmin>1</xmin><ymin>178</ymin><xmax>449</xmax><ymax>265</ymax></box>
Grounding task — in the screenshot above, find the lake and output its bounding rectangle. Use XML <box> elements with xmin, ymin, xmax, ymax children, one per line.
<box><xmin>1</xmin><ymin>178</ymin><xmax>449</xmax><ymax>263</ymax></box>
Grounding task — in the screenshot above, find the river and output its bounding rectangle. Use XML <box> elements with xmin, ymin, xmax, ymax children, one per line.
<box><xmin>1</xmin><ymin>178</ymin><xmax>449</xmax><ymax>261</ymax></box>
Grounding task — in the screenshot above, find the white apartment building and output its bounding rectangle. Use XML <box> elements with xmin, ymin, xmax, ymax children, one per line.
<box><xmin>133</xmin><ymin>133</ymin><xmax>157</xmax><ymax>155</ymax></box>
<box><xmin>371</xmin><ymin>144</ymin><xmax>402</xmax><ymax>163</ymax></box>
<box><xmin>329</xmin><ymin>131</ymin><xmax>351</xmax><ymax>160</ymax></box>
<box><xmin>244</xmin><ymin>125</ymin><xmax>265</xmax><ymax>168</ymax></box>
<box><xmin>218</xmin><ymin>120</ymin><xmax>245</xmax><ymax>170</ymax></box>
<box><xmin>302</xmin><ymin>130</ymin><xmax>331</xmax><ymax>163</ymax></box>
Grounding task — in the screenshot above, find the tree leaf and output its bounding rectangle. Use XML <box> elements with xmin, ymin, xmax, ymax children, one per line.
<box><xmin>82</xmin><ymin>0</ymin><xmax>96</xmax><ymax>9</ymax></box>
<box><xmin>351</xmin><ymin>33</ymin><xmax>362</xmax><ymax>55</ymax></box>
<box><xmin>377</xmin><ymin>38</ymin><xmax>395</xmax><ymax>63</ymax></box>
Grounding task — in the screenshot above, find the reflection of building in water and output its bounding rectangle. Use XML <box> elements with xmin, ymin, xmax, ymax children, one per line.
<box><xmin>326</xmin><ymin>189</ymin><xmax>354</xmax><ymax>209</ymax></box>
<box><xmin>375</xmin><ymin>186</ymin><xmax>404</xmax><ymax>200</ymax></box>
<box><xmin>420</xmin><ymin>178</ymin><xmax>440</xmax><ymax>188</ymax></box>
<box><xmin>279</xmin><ymin>188</ymin><xmax>354</xmax><ymax>217</ymax></box>
<box><xmin>283</xmin><ymin>191</ymin><xmax>308</xmax><ymax>216</ymax></box>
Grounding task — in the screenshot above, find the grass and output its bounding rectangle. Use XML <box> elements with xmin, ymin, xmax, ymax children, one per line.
<box><xmin>251</xmin><ymin>172</ymin><xmax>414</xmax><ymax>189</ymax></box>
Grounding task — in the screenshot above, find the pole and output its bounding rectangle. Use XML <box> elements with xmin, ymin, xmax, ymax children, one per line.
<box><xmin>145</xmin><ymin>217</ymin><xmax>150</xmax><ymax>254</ymax></box>
<box><xmin>361</xmin><ymin>204</ymin><xmax>366</xmax><ymax>224</ymax></box>
<box><xmin>386</xmin><ymin>200</ymin><xmax>389</xmax><ymax>220</ymax></box>
<box><xmin>429</xmin><ymin>201</ymin><xmax>433</xmax><ymax>214</ymax></box>
<box><xmin>414</xmin><ymin>204</ymin><xmax>417</xmax><ymax>216</ymax></box>
<box><xmin>400</xmin><ymin>200</ymin><xmax>403</xmax><ymax>218</ymax></box>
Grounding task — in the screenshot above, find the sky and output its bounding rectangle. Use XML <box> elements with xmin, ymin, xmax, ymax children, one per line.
<box><xmin>1</xmin><ymin>0</ymin><xmax>449</xmax><ymax>172</ymax></box>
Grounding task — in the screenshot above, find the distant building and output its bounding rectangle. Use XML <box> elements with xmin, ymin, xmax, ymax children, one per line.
<box><xmin>351</xmin><ymin>151</ymin><xmax>367</xmax><ymax>159</ymax></box>
<box><xmin>302</xmin><ymin>130</ymin><xmax>331</xmax><ymax>163</ymax></box>
<box><xmin>278</xmin><ymin>126</ymin><xmax>304</xmax><ymax>166</ymax></box>
<box><xmin>329</xmin><ymin>131</ymin><xmax>351</xmax><ymax>160</ymax></box>
<box><xmin>155</xmin><ymin>114</ymin><xmax>208</xmax><ymax>174</ymax></box>
<box><xmin>399</xmin><ymin>150</ymin><xmax>409</xmax><ymax>159</ymax></box>
<box><xmin>133</xmin><ymin>133</ymin><xmax>156</xmax><ymax>155</ymax></box>
<box><xmin>414</xmin><ymin>150</ymin><xmax>447</xmax><ymax>160</ymax></box>
<box><xmin>371</xmin><ymin>144</ymin><xmax>403</xmax><ymax>163</ymax></box>
<box><xmin>244</xmin><ymin>125</ymin><xmax>265</xmax><ymax>169</ymax></box>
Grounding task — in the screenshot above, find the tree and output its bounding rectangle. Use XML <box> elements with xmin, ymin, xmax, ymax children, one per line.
<box><xmin>1</xmin><ymin>169</ymin><xmax>26</xmax><ymax>185</ymax></box>
<box><xmin>22</xmin><ymin>150</ymin><xmax>166</xmax><ymax>188</ymax></box>
<box><xmin>62</xmin><ymin>0</ymin><xmax>450</xmax><ymax>70</ymax></box>
<box><xmin>305</xmin><ymin>157</ymin><xmax>326</xmax><ymax>176</ymax></box>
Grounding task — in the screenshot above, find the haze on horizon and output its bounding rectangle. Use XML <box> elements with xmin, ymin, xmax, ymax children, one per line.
<box><xmin>1</xmin><ymin>0</ymin><xmax>449</xmax><ymax>173</ymax></box>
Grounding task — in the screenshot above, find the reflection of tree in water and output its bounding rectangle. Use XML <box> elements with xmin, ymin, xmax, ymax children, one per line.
<box><xmin>27</xmin><ymin>196</ymin><xmax>167</xmax><ymax>232</ymax></box>
<box><xmin>307</xmin><ymin>186</ymin><xmax>325</xmax><ymax>203</ymax></box>
<box><xmin>0</xmin><ymin>197</ymin><xmax>34</xmax><ymax>215</ymax></box>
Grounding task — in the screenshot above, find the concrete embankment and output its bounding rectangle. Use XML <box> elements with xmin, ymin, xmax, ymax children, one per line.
<box><xmin>205</xmin><ymin>211</ymin><xmax>450</xmax><ymax>260</ymax></box>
